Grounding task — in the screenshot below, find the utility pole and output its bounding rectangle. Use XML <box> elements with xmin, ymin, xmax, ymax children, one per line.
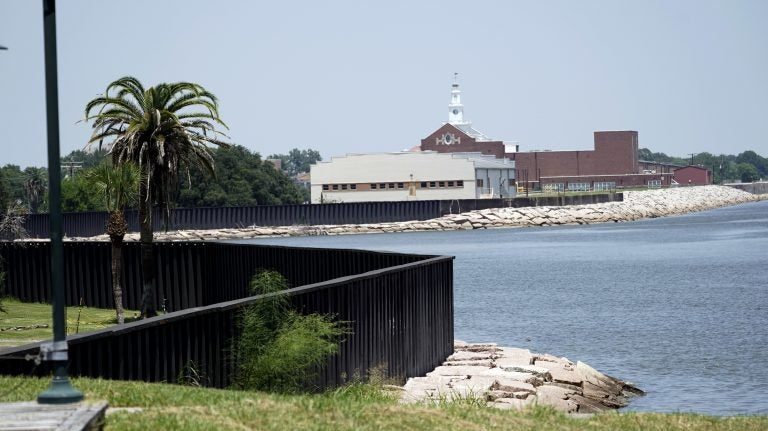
<box><xmin>37</xmin><ymin>0</ymin><xmax>84</xmax><ymax>404</ymax></box>
<box><xmin>61</xmin><ymin>160</ymin><xmax>83</xmax><ymax>179</ymax></box>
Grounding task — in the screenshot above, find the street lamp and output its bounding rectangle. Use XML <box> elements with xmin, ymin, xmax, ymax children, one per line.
<box><xmin>36</xmin><ymin>0</ymin><xmax>83</xmax><ymax>404</ymax></box>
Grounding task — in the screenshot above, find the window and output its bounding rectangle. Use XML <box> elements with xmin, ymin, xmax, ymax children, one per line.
<box><xmin>332</xmin><ymin>184</ymin><xmax>339</xmax><ymax>190</ymax></box>
<box><xmin>593</xmin><ymin>182</ymin><xmax>616</xmax><ymax>191</ymax></box>
<box><xmin>476</xmin><ymin>179</ymin><xmax>484</xmax><ymax>188</ymax></box>
<box><xmin>543</xmin><ymin>183</ymin><xmax>564</xmax><ymax>192</ymax></box>
<box><xmin>457</xmin><ymin>180</ymin><xmax>464</xmax><ymax>187</ymax></box>
<box><xmin>371</xmin><ymin>183</ymin><xmax>377</xmax><ymax>190</ymax></box>
<box><xmin>397</xmin><ymin>183</ymin><xmax>404</xmax><ymax>189</ymax></box>
<box><xmin>350</xmin><ymin>184</ymin><xmax>357</xmax><ymax>190</ymax></box>
<box><xmin>447</xmin><ymin>181</ymin><xmax>454</xmax><ymax>187</ymax></box>
<box><xmin>647</xmin><ymin>179</ymin><xmax>662</xmax><ymax>189</ymax></box>
<box><xmin>388</xmin><ymin>183</ymin><xmax>395</xmax><ymax>189</ymax></box>
<box><xmin>379</xmin><ymin>183</ymin><xmax>386</xmax><ymax>189</ymax></box>
<box><xmin>429</xmin><ymin>181</ymin><xmax>436</xmax><ymax>188</ymax></box>
<box><xmin>438</xmin><ymin>181</ymin><xmax>445</xmax><ymax>188</ymax></box>
<box><xmin>567</xmin><ymin>182</ymin><xmax>590</xmax><ymax>191</ymax></box>
<box><xmin>322</xmin><ymin>184</ymin><xmax>329</xmax><ymax>191</ymax></box>
<box><xmin>508</xmin><ymin>179</ymin><xmax>515</xmax><ymax>186</ymax></box>
<box><xmin>420</xmin><ymin>182</ymin><xmax>427</xmax><ymax>188</ymax></box>
<box><xmin>341</xmin><ymin>184</ymin><xmax>348</xmax><ymax>190</ymax></box>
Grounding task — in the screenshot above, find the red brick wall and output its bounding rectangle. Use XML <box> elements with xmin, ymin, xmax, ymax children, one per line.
<box><xmin>509</xmin><ymin>131</ymin><xmax>639</xmax><ymax>183</ymax></box>
<box><xmin>421</xmin><ymin>123</ymin><xmax>506</xmax><ymax>159</ymax></box>
<box><xmin>673</xmin><ymin>166</ymin><xmax>711</xmax><ymax>185</ymax></box>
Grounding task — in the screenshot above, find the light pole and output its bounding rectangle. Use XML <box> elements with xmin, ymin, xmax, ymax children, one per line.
<box><xmin>36</xmin><ymin>0</ymin><xmax>83</xmax><ymax>404</ymax></box>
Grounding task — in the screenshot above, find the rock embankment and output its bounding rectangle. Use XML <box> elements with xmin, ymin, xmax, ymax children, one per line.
<box><xmin>73</xmin><ymin>185</ymin><xmax>763</xmax><ymax>242</ymax></box>
<box><xmin>400</xmin><ymin>342</ymin><xmax>643</xmax><ymax>414</ymax></box>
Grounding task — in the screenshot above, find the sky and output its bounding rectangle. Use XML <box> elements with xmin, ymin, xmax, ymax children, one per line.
<box><xmin>1</xmin><ymin>0</ymin><xmax>767</xmax><ymax>168</ymax></box>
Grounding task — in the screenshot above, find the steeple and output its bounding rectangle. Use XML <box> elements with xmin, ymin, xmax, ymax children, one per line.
<box><xmin>448</xmin><ymin>73</ymin><xmax>467</xmax><ymax>125</ymax></box>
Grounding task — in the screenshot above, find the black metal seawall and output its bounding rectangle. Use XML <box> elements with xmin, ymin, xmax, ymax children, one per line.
<box><xmin>20</xmin><ymin>194</ymin><xmax>622</xmax><ymax>239</ymax></box>
<box><xmin>0</xmin><ymin>242</ymin><xmax>454</xmax><ymax>389</ymax></box>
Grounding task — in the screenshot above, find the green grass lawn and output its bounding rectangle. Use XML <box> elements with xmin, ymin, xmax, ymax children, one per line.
<box><xmin>0</xmin><ymin>376</ymin><xmax>765</xmax><ymax>431</ymax></box>
<box><xmin>2</xmin><ymin>300</ymin><xmax>766</xmax><ymax>429</ymax></box>
<box><xmin>0</xmin><ymin>298</ymin><xmax>139</xmax><ymax>348</ymax></box>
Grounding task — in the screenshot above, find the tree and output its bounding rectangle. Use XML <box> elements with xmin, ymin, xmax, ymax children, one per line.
<box><xmin>737</xmin><ymin>163</ymin><xmax>760</xmax><ymax>183</ymax></box>
<box><xmin>0</xmin><ymin>165</ymin><xmax>27</xmax><ymax>207</ymax></box>
<box><xmin>87</xmin><ymin>162</ymin><xmax>140</xmax><ymax>324</ymax></box>
<box><xmin>177</xmin><ymin>145</ymin><xmax>307</xmax><ymax>207</ymax></box>
<box><xmin>268</xmin><ymin>148</ymin><xmax>322</xmax><ymax>177</ymax></box>
<box><xmin>0</xmin><ymin>169</ymin><xmax>10</xmax><ymax>211</ymax></box>
<box><xmin>23</xmin><ymin>169</ymin><xmax>47</xmax><ymax>214</ymax></box>
<box><xmin>85</xmin><ymin>76</ymin><xmax>230</xmax><ymax>317</ymax></box>
<box><xmin>61</xmin><ymin>172</ymin><xmax>104</xmax><ymax>212</ymax></box>
<box><xmin>736</xmin><ymin>151</ymin><xmax>767</xmax><ymax>178</ymax></box>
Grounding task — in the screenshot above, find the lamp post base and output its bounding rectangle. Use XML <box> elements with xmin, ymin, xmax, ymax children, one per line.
<box><xmin>37</xmin><ymin>375</ymin><xmax>84</xmax><ymax>405</ymax></box>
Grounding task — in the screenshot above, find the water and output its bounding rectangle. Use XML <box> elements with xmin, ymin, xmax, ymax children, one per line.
<box><xmin>230</xmin><ymin>200</ymin><xmax>768</xmax><ymax>415</ymax></box>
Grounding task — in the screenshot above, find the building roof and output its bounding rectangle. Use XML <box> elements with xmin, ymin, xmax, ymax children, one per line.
<box><xmin>318</xmin><ymin>151</ymin><xmax>514</xmax><ymax>170</ymax></box>
<box><xmin>454</xmin><ymin>123</ymin><xmax>493</xmax><ymax>141</ymax></box>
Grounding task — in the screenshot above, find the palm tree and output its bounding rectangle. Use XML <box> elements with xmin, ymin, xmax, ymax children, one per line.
<box><xmin>84</xmin><ymin>76</ymin><xmax>229</xmax><ymax>317</ymax></box>
<box><xmin>86</xmin><ymin>162</ymin><xmax>140</xmax><ymax>324</ymax></box>
<box><xmin>23</xmin><ymin>171</ymin><xmax>46</xmax><ymax>214</ymax></box>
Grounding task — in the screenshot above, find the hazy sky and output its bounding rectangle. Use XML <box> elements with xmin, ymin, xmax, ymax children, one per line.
<box><xmin>1</xmin><ymin>0</ymin><xmax>766</xmax><ymax>168</ymax></box>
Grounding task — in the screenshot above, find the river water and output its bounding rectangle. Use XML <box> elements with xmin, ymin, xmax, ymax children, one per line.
<box><xmin>233</xmin><ymin>200</ymin><xmax>768</xmax><ymax>415</ymax></box>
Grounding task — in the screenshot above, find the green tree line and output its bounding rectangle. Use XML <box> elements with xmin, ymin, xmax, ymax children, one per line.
<box><xmin>0</xmin><ymin>146</ymin><xmax>316</xmax><ymax>214</ymax></box>
<box><xmin>638</xmin><ymin>148</ymin><xmax>767</xmax><ymax>183</ymax></box>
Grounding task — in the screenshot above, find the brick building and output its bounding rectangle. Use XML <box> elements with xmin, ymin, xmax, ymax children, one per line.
<box><xmin>673</xmin><ymin>165</ymin><xmax>712</xmax><ymax>186</ymax></box>
<box><xmin>420</xmin><ymin>77</ymin><xmax>674</xmax><ymax>191</ymax></box>
<box><xmin>510</xmin><ymin>131</ymin><xmax>674</xmax><ymax>191</ymax></box>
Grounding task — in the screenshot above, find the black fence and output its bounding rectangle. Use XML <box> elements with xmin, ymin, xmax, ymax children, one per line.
<box><xmin>0</xmin><ymin>243</ymin><xmax>454</xmax><ymax>389</ymax></box>
<box><xmin>0</xmin><ymin>241</ymin><xmax>429</xmax><ymax>311</ymax></box>
<box><xmin>20</xmin><ymin>193</ymin><xmax>622</xmax><ymax>239</ymax></box>
<box><xmin>22</xmin><ymin>201</ymin><xmax>443</xmax><ymax>239</ymax></box>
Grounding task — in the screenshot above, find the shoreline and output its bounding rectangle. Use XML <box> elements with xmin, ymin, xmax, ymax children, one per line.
<box><xmin>400</xmin><ymin>341</ymin><xmax>644</xmax><ymax>415</ymax></box>
<box><xmin>66</xmin><ymin>185</ymin><xmax>766</xmax><ymax>242</ymax></box>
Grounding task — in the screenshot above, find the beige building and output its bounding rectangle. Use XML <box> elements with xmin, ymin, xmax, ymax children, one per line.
<box><xmin>310</xmin><ymin>152</ymin><xmax>515</xmax><ymax>203</ymax></box>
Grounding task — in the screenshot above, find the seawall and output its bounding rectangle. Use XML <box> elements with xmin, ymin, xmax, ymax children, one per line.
<box><xmin>70</xmin><ymin>186</ymin><xmax>764</xmax><ymax>241</ymax></box>
<box><xmin>725</xmin><ymin>181</ymin><xmax>768</xmax><ymax>195</ymax></box>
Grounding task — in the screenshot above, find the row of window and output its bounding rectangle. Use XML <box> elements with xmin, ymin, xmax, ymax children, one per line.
<box><xmin>321</xmin><ymin>180</ymin><xmax>466</xmax><ymax>192</ymax></box>
<box><xmin>593</xmin><ymin>182</ymin><xmax>617</xmax><ymax>191</ymax></box>
<box><xmin>322</xmin><ymin>183</ymin><xmax>358</xmax><ymax>191</ymax></box>
<box><xmin>543</xmin><ymin>180</ymin><xmax>663</xmax><ymax>191</ymax></box>
<box><xmin>419</xmin><ymin>180</ymin><xmax>464</xmax><ymax>189</ymax></box>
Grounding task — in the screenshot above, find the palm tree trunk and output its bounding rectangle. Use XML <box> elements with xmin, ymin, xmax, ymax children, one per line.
<box><xmin>139</xmin><ymin>187</ymin><xmax>157</xmax><ymax>318</ymax></box>
<box><xmin>110</xmin><ymin>236</ymin><xmax>125</xmax><ymax>324</ymax></box>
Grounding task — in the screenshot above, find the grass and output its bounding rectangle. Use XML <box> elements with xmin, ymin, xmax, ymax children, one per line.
<box><xmin>0</xmin><ymin>298</ymin><xmax>139</xmax><ymax>348</ymax></box>
<box><xmin>0</xmin><ymin>376</ymin><xmax>766</xmax><ymax>430</ymax></box>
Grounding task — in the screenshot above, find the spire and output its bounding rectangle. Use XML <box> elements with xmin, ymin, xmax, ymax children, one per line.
<box><xmin>448</xmin><ymin>73</ymin><xmax>466</xmax><ymax>125</ymax></box>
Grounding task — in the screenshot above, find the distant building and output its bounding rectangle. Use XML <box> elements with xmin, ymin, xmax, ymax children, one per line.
<box><xmin>673</xmin><ymin>165</ymin><xmax>712</xmax><ymax>186</ymax></box>
<box><xmin>310</xmin><ymin>152</ymin><xmax>515</xmax><ymax>203</ymax></box>
<box><xmin>266</xmin><ymin>158</ymin><xmax>282</xmax><ymax>170</ymax></box>
<box><xmin>420</xmin><ymin>74</ymin><xmax>518</xmax><ymax>159</ymax></box>
<box><xmin>294</xmin><ymin>171</ymin><xmax>311</xmax><ymax>189</ymax></box>
<box><xmin>419</xmin><ymin>76</ymin><xmax>674</xmax><ymax>190</ymax></box>
<box><xmin>510</xmin><ymin>131</ymin><xmax>675</xmax><ymax>190</ymax></box>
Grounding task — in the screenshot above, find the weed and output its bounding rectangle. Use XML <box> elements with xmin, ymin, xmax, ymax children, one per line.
<box><xmin>234</xmin><ymin>270</ymin><xmax>350</xmax><ymax>393</ymax></box>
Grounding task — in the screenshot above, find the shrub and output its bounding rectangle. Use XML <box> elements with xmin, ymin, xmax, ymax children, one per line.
<box><xmin>235</xmin><ymin>270</ymin><xmax>349</xmax><ymax>393</ymax></box>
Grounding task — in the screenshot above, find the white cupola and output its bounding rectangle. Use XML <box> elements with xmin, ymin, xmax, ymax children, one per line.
<box><xmin>448</xmin><ymin>73</ymin><xmax>467</xmax><ymax>125</ymax></box>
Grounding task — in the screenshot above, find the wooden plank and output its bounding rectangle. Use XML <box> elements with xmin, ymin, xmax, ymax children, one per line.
<box><xmin>0</xmin><ymin>401</ymin><xmax>107</xmax><ymax>431</ymax></box>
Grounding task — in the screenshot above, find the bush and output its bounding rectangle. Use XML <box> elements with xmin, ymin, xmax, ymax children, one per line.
<box><xmin>235</xmin><ymin>270</ymin><xmax>349</xmax><ymax>393</ymax></box>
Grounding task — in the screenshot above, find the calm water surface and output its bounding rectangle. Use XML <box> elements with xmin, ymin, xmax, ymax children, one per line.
<box><xmin>233</xmin><ymin>200</ymin><xmax>768</xmax><ymax>415</ymax></box>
